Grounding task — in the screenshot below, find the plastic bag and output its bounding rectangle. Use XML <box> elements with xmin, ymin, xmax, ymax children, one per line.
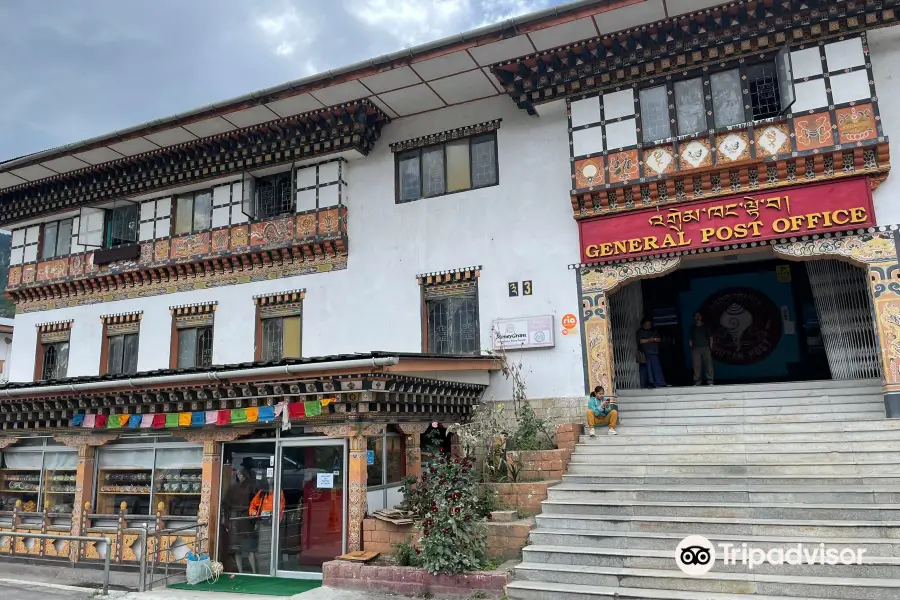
<box><xmin>186</xmin><ymin>556</ymin><xmax>211</xmax><ymax>585</ymax></box>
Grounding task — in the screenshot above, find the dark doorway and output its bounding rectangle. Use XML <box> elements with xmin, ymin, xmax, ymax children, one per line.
<box><xmin>639</xmin><ymin>258</ymin><xmax>830</xmax><ymax>386</ymax></box>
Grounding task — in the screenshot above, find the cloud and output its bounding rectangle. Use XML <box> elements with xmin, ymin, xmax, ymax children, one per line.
<box><xmin>0</xmin><ymin>0</ymin><xmax>570</xmax><ymax>160</ymax></box>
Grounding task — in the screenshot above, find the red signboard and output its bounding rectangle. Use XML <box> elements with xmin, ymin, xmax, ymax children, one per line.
<box><xmin>579</xmin><ymin>178</ymin><xmax>875</xmax><ymax>263</ymax></box>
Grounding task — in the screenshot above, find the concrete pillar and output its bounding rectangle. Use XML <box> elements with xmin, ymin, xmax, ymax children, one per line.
<box><xmin>398</xmin><ymin>423</ymin><xmax>429</xmax><ymax>480</ymax></box>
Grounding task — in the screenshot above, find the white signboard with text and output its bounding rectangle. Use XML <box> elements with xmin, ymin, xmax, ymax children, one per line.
<box><xmin>492</xmin><ymin>315</ymin><xmax>555</xmax><ymax>350</ymax></box>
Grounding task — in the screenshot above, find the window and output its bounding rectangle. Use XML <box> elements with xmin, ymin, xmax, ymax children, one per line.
<box><xmin>254</xmin><ymin>290</ymin><xmax>304</xmax><ymax>361</ymax></box>
<box><xmin>174</xmin><ymin>191</ymin><xmax>213</xmax><ymax>234</ymax></box>
<box><xmin>747</xmin><ymin>62</ymin><xmax>782</xmax><ymax>119</ymax></box>
<box><xmin>41</xmin><ymin>342</ymin><xmax>69</xmax><ymax>380</ymax></box>
<box><xmin>177</xmin><ymin>327</ymin><xmax>213</xmax><ymax>368</ymax></box>
<box><xmin>35</xmin><ymin>321</ymin><xmax>72</xmax><ymax>382</ymax></box>
<box><xmin>171</xmin><ymin>302</ymin><xmax>216</xmax><ymax>369</ymax></box>
<box><xmin>421</xmin><ymin>273</ymin><xmax>480</xmax><ymax>355</ymax></box>
<box><xmin>256</xmin><ymin>172</ymin><xmax>294</xmax><ymax>220</ymax></box>
<box><xmin>366</xmin><ymin>432</ymin><xmax>407</xmax><ymax>512</ymax></box>
<box><xmin>106</xmin><ymin>204</ymin><xmax>139</xmax><ymax>248</ymax></box>
<box><xmin>674</xmin><ymin>78</ymin><xmax>707</xmax><ymax>136</ymax></box>
<box><xmin>42</xmin><ymin>218</ymin><xmax>73</xmax><ymax>260</ymax></box>
<box><xmin>106</xmin><ymin>333</ymin><xmax>139</xmax><ymax>375</ymax></box>
<box><xmin>639</xmin><ymin>86</ymin><xmax>671</xmax><ymax>143</ymax></box>
<box><xmin>260</xmin><ymin>316</ymin><xmax>302</xmax><ymax>361</ymax></box>
<box><xmin>396</xmin><ymin>132</ymin><xmax>498</xmax><ymax>202</ymax></box>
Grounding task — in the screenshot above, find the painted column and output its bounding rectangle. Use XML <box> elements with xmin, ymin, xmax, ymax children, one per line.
<box><xmin>199</xmin><ymin>440</ymin><xmax>222</xmax><ymax>555</ymax></box>
<box><xmin>398</xmin><ymin>423</ymin><xmax>429</xmax><ymax>480</ymax></box>
<box><xmin>578</xmin><ymin>258</ymin><xmax>680</xmax><ymax>393</ymax></box>
<box><xmin>347</xmin><ymin>434</ymin><xmax>367</xmax><ymax>552</ymax></box>
<box><xmin>53</xmin><ymin>433</ymin><xmax>118</xmax><ymax>561</ymax></box>
<box><xmin>775</xmin><ymin>231</ymin><xmax>900</xmax><ymax>415</ymax></box>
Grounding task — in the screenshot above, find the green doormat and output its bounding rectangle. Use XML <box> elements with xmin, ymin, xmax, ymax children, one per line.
<box><xmin>169</xmin><ymin>574</ymin><xmax>322</xmax><ymax>596</ymax></box>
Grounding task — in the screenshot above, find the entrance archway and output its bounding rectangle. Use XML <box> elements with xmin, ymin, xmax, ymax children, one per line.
<box><xmin>577</xmin><ymin>230</ymin><xmax>900</xmax><ymax>414</ymax></box>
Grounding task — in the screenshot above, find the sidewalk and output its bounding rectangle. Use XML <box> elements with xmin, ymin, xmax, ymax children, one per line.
<box><xmin>119</xmin><ymin>589</ymin><xmax>433</xmax><ymax>600</ymax></box>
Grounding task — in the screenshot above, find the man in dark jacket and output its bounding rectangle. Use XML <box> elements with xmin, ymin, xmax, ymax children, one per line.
<box><xmin>689</xmin><ymin>311</ymin><xmax>715</xmax><ymax>385</ymax></box>
<box><xmin>637</xmin><ymin>318</ymin><xmax>666</xmax><ymax>388</ymax></box>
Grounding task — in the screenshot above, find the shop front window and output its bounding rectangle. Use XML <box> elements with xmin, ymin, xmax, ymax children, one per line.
<box><xmin>366</xmin><ymin>433</ymin><xmax>406</xmax><ymax>513</ymax></box>
<box><xmin>96</xmin><ymin>444</ymin><xmax>202</xmax><ymax>516</ymax></box>
<box><xmin>0</xmin><ymin>442</ymin><xmax>77</xmax><ymax>516</ymax></box>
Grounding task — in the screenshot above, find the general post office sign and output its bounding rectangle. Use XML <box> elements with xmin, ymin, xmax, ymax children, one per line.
<box><xmin>579</xmin><ymin>177</ymin><xmax>875</xmax><ymax>263</ymax></box>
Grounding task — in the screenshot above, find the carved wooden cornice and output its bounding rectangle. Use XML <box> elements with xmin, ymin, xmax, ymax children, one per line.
<box><xmin>53</xmin><ymin>433</ymin><xmax>119</xmax><ymax>448</ymax></box>
<box><xmin>490</xmin><ymin>0</ymin><xmax>896</xmax><ymax>112</ymax></box>
<box><xmin>0</xmin><ymin>99</ymin><xmax>389</xmax><ymax>226</ymax></box>
<box><xmin>178</xmin><ymin>429</ymin><xmax>253</xmax><ymax>443</ymax></box>
<box><xmin>570</xmin><ymin>147</ymin><xmax>891</xmax><ymax>220</ymax></box>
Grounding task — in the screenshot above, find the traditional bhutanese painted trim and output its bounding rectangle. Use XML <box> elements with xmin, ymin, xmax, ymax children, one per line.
<box><xmin>490</xmin><ymin>2</ymin><xmax>896</xmax><ymax>112</ymax></box>
<box><xmin>15</xmin><ymin>255</ymin><xmax>346</xmax><ymax>315</ymax></box>
<box><xmin>101</xmin><ymin>312</ymin><xmax>143</xmax><ymax>325</ymax></box>
<box><xmin>38</xmin><ymin>320</ymin><xmax>73</xmax><ymax>344</ymax></box>
<box><xmin>171</xmin><ymin>302</ymin><xmax>217</xmax><ymax>316</ymax></box>
<box><xmin>390</xmin><ymin>120</ymin><xmax>501</xmax><ymax>153</ymax></box>
<box><xmin>37</xmin><ymin>320</ymin><xmax>73</xmax><ymax>333</ymax></box>
<box><xmin>417</xmin><ymin>266</ymin><xmax>481</xmax><ymax>286</ymax></box>
<box><xmin>567</xmin><ymin>225</ymin><xmax>900</xmax><ymax>268</ymax></box>
<box><xmin>253</xmin><ymin>289</ymin><xmax>306</xmax><ymax>305</ymax></box>
<box><xmin>0</xmin><ymin>100</ymin><xmax>388</xmax><ymax>226</ymax></box>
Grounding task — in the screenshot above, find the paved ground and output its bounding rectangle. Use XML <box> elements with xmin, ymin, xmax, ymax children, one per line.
<box><xmin>0</xmin><ymin>580</ymin><xmax>98</xmax><ymax>600</ymax></box>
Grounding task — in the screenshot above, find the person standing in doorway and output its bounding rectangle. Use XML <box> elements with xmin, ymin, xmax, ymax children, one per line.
<box><xmin>689</xmin><ymin>312</ymin><xmax>715</xmax><ymax>386</ymax></box>
<box><xmin>637</xmin><ymin>318</ymin><xmax>666</xmax><ymax>388</ymax></box>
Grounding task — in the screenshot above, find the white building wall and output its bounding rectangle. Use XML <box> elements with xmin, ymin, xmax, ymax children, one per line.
<box><xmin>8</xmin><ymin>96</ymin><xmax>586</xmax><ymax>403</ymax></box>
<box><xmin>869</xmin><ymin>26</ymin><xmax>900</xmax><ymax>225</ymax></box>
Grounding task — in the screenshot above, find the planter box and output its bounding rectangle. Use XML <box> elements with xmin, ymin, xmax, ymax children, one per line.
<box><xmin>323</xmin><ymin>561</ymin><xmax>510</xmax><ymax>598</ymax></box>
<box><xmin>506</xmin><ymin>449</ymin><xmax>571</xmax><ymax>480</ymax></box>
<box><xmin>486</xmin><ymin>516</ymin><xmax>534</xmax><ymax>560</ymax></box>
<box><xmin>484</xmin><ymin>481</ymin><xmax>559</xmax><ymax>516</ymax></box>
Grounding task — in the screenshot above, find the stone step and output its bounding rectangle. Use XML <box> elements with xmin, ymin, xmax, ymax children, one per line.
<box><xmin>591</xmin><ymin>419</ymin><xmax>900</xmax><ymax>436</ymax></box>
<box><xmin>572</xmin><ymin>440</ymin><xmax>900</xmax><ymax>455</ymax></box>
<box><xmin>616</xmin><ymin>379</ymin><xmax>880</xmax><ymax>397</ymax></box>
<box><xmin>619</xmin><ymin>410</ymin><xmax>884</xmax><ymax>426</ymax></box>
<box><xmin>528</xmin><ymin>529</ymin><xmax>900</xmax><ymax>556</ymax></box>
<box><xmin>546</xmin><ymin>483</ymin><xmax>900</xmax><ymax>504</ymax></box>
<box><xmin>618</xmin><ymin>389</ymin><xmax>883</xmax><ymax>406</ymax></box>
<box><xmin>561</xmin><ymin>474</ymin><xmax>900</xmax><ymax>486</ymax></box>
<box><xmin>570</xmin><ymin>450</ymin><xmax>900</xmax><ymax>464</ymax></box>
<box><xmin>568</xmin><ymin>457</ymin><xmax>900</xmax><ymax>477</ymax></box>
<box><xmin>539</xmin><ymin>500</ymin><xmax>900</xmax><ymax>521</ymax></box>
<box><xmin>618</xmin><ymin>398</ymin><xmax>883</xmax><ymax>415</ymax></box>
<box><xmin>506</xmin><ymin>580</ymin><xmax>827</xmax><ymax>600</ymax></box>
<box><xmin>533</xmin><ymin>513</ymin><xmax>900</xmax><ymax>538</ymax></box>
<box><xmin>576</xmin><ymin>428</ymin><xmax>900</xmax><ymax>445</ymax></box>
<box><xmin>513</xmin><ymin>563</ymin><xmax>900</xmax><ymax>599</ymax></box>
<box><xmin>566</xmin><ymin>461</ymin><xmax>900</xmax><ymax>477</ymax></box>
<box><xmin>521</xmin><ymin>545</ymin><xmax>900</xmax><ymax>578</ymax></box>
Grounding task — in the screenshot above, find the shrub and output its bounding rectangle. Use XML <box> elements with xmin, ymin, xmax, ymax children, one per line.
<box><xmin>416</xmin><ymin>450</ymin><xmax>486</xmax><ymax>574</ymax></box>
<box><xmin>394</xmin><ymin>539</ymin><xmax>421</xmax><ymax>567</ymax></box>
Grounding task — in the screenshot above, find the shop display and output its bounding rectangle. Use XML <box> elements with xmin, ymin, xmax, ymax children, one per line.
<box><xmin>44</xmin><ymin>469</ymin><xmax>77</xmax><ymax>514</ymax></box>
<box><xmin>0</xmin><ymin>470</ymin><xmax>41</xmax><ymax>512</ymax></box>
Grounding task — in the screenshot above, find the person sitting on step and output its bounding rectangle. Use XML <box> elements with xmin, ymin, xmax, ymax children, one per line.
<box><xmin>587</xmin><ymin>385</ymin><xmax>618</xmax><ymax>437</ymax></box>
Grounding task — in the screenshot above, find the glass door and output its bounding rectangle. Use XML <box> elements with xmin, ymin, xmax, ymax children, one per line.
<box><xmin>274</xmin><ymin>439</ymin><xmax>346</xmax><ymax>578</ymax></box>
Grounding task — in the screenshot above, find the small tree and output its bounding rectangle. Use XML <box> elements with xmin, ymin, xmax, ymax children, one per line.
<box><xmin>499</xmin><ymin>351</ymin><xmax>553</xmax><ymax>451</ymax></box>
<box><xmin>415</xmin><ymin>450</ymin><xmax>486</xmax><ymax>574</ymax></box>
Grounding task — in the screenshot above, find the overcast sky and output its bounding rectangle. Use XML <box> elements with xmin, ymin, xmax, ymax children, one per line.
<box><xmin>0</xmin><ymin>0</ymin><xmax>571</xmax><ymax>162</ymax></box>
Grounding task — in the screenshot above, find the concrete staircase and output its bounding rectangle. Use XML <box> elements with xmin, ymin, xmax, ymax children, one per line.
<box><xmin>506</xmin><ymin>379</ymin><xmax>900</xmax><ymax>600</ymax></box>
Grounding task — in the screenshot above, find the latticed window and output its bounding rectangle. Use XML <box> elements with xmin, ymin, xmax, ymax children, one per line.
<box><xmin>256</xmin><ymin>172</ymin><xmax>294</xmax><ymax>220</ymax></box>
<box><xmin>171</xmin><ymin>303</ymin><xmax>216</xmax><ymax>369</ymax></box>
<box><xmin>103</xmin><ymin>312</ymin><xmax>142</xmax><ymax>375</ymax></box>
<box><xmin>37</xmin><ymin>321</ymin><xmax>72</xmax><ymax>381</ymax></box>
<box><xmin>42</xmin><ymin>343</ymin><xmax>69</xmax><ymax>380</ymax></box>
<box><xmin>255</xmin><ymin>290</ymin><xmax>304</xmax><ymax>361</ymax></box>
<box><xmin>420</xmin><ymin>269</ymin><xmax>480</xmax><ymax>355</ymax></box>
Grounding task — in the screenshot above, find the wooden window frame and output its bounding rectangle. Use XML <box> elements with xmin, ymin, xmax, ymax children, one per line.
<box><xmin>99</xmin><ymin>312</ymin><xmax>143</xmax><ymax>376</ymax></box>
<box><xmin>417</xmin><ymin>267</ymin><xmax>481</xmax><ymax>355</ymax></box>
<box><xmin>253</xmin><ymin>290</ymin><xmax>305</xmax><ymax>361</ymax></box>
<box><xmin>34</xmin><ymin>321</ymin><xmax>73</xmax><ymax>382</ymax></box>
<box><xmin>395</xmin><ymin>131</ymin><xmax>499</xmax><ymax>203</ymax></box>
<box><xmin>173</xmin><ymin>189</ymin><xmax>214</xmax><ymax>235</ymax></box>
<box><xmin>169</xmin><ymin>303</ymin><xmax>217</xmax><ymax>369</ymax></box>
<box><xmin>41</xmin><ymin>217</ymin><xmax>74</xmax><ymax>260</ymax></box>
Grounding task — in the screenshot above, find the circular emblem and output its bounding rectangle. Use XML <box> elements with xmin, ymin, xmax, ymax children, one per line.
<box><xmin>562</xmin><ymin>314</ymin><xmax>578</xmax><ymax>329</ymax></box>
<box><xmin>699</xmin><ymin>287</ymin><xmax>782</xmax><ymax>366</ymax></box>
<box><xmin>534</xmin><ymin>331</ymin><xmax>546</xmax><ymax>343</ymax></box>
<box><xmin>581</xmin><ymin>163</ymin><xmax>599</xmax><ymax>179</ymax></box>
<box><xmin>675</xmin><ymin>535</ymin><xmax>716</xmax><ymax>576</ymax></box>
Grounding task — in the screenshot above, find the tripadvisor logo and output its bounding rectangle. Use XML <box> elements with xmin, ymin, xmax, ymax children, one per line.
<box><xmin>675</xmin><ymin>535</ymin><xmax>867</xmax><ymax>576</ymax></box>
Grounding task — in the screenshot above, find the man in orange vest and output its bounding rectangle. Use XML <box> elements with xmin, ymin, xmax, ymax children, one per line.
<box><xmin>249</xmin><ymin>479</ymin><xmax>285</xmax><ymax>520</ymax></box>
